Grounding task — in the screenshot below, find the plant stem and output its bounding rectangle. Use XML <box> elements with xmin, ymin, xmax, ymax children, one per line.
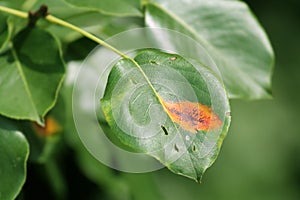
<box><xmin>0</xmin><ymin>5</ymin><xmax>158</xmax><ymax>97</ymax></box>
<box><xmin>0</xmin><ymin>5</ymin><xmax>172</xmax><ymax>123</ymax></box>
<box><xmin>0</xmin><ymin>6</ymin><xmax>28</xmax><ymax>18</ymax></box>
<box><xmin>45</xmin><ymin>15</ymin><xmax>129</xmax><ymax>59</ymax></box>
<box><xmin>44</xmin><ymin>13</ymin><xmax>164</xmax><ymax>111</ymax></box>
<box><xmin>0</xmin><ymin>5</ymin><xmax>129</xmax><ymax>59</ymax></box>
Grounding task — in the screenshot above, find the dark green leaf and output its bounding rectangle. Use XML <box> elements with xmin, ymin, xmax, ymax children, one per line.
<box><xmin>0</xmin><ymin>27</ymin><xmax>65</xmax><ymax>124</ymax></box>
<box><xmin>101</xmin><ymin>49</ymin><xmax>231</xmax><ymax>181</ymax></box>
<box><xmin>0</xmin><ymin>117</ymin><xmax>29</xmax><ymax>200</ymax></box>
<box><xmin>144</xmin><ymin>0</ymin><xmax>274</xmax><ymax>99</ymax></box>
<box><xmin>63</xmin><ymin>0</ymin><xmax>142</xmax><ymax>17</ymax></box>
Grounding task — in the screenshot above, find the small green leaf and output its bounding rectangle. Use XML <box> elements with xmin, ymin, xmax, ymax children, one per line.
<box><xmin>0</xmin><ymin>27</ymin><xmax>65</xmax><ymax>124</ymax></box>
<box><xmin>101</xmin><ymin>49</ymin><xmax>231</xmax><ymax>181</ymax></box>
<box><xmin>0</xmin><ymin>117</ymin><xmax>29</xmax><ymax>200</ymax></box>
<box><xmin>63</xmin><ymin>0</ymin><xmax>142</xmax><ymax>17</ymax></box>
<box><xmin>144</xmin><ymin>0</ymin><xmax>274</xmax><ymax>99</ymax></box>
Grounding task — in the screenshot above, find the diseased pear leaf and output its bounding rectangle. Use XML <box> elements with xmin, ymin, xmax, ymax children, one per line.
<box><xmin>101</xmin><ymin>49</ymin><xmax>231</xmax><ymax>181</ymax></box>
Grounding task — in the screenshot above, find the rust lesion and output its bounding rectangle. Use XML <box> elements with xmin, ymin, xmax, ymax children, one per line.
<box><xmin>161</xmin><ymin>100</ymin><xmax>222</xmax><ymax>133</ymax></box>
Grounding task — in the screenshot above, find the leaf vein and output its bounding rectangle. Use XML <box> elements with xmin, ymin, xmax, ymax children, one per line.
<box><xmin>11</xmin><ymin>46</ymin><xmax>39</xmax><ymax>122</ymax></box>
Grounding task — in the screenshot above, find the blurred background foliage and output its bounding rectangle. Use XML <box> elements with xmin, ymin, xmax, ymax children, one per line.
<box><xmin>16</xmin><ymin>0</ymin><xmax>300</xmax><ymax>199</ymax></box>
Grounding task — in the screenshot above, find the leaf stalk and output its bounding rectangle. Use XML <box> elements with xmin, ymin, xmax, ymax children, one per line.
<box><xmin>0</xmin><ymin>5</ymin><xmax>129</xmax><ymax>58</ymax></box>
<box><xmin>0</xmin><ymin>5</ymin><xmax>170</xmax><ymax>117</ymax></box>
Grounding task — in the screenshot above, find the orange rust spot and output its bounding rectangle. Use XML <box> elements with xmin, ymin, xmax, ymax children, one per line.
<box><xmin>32</xmin><ymin>116</ymin><xmax>62</xmax><ymax>137</ymax></box>
<box><xmin>162</xmin><ymin>100</ymin><xmax>222</xmax><ymax>133</ymax></box>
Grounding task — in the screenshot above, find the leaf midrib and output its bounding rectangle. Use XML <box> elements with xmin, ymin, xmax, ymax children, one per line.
<box><xmin>11</xmin><ymin>45</ymin><xmax>39</xmax><ymax>122</ymax></box>
<box><xmin>128</xmin><ymin>57</ymin><xmax>198</xmax><ymax>179</ymax></box>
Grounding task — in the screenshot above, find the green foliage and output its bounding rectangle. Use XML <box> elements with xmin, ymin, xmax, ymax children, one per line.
<box><xmin>0</xmin><ymin>117</ymin><xmax>29</xmax><ymax>200</ymax></box>
<box><xmin>0</xmin><ymin>0</ymin><xmax>275</xmax><ymax>199</ymax></box>
<box><xmin>144</xmin><ymin>0</ymin><xmax>274</xmax><ymax>99</ymax></box>
<box><xmin>0</xmin><ymin>27</ymin><xmax>64</xmax><ymax>125</ymax></box>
